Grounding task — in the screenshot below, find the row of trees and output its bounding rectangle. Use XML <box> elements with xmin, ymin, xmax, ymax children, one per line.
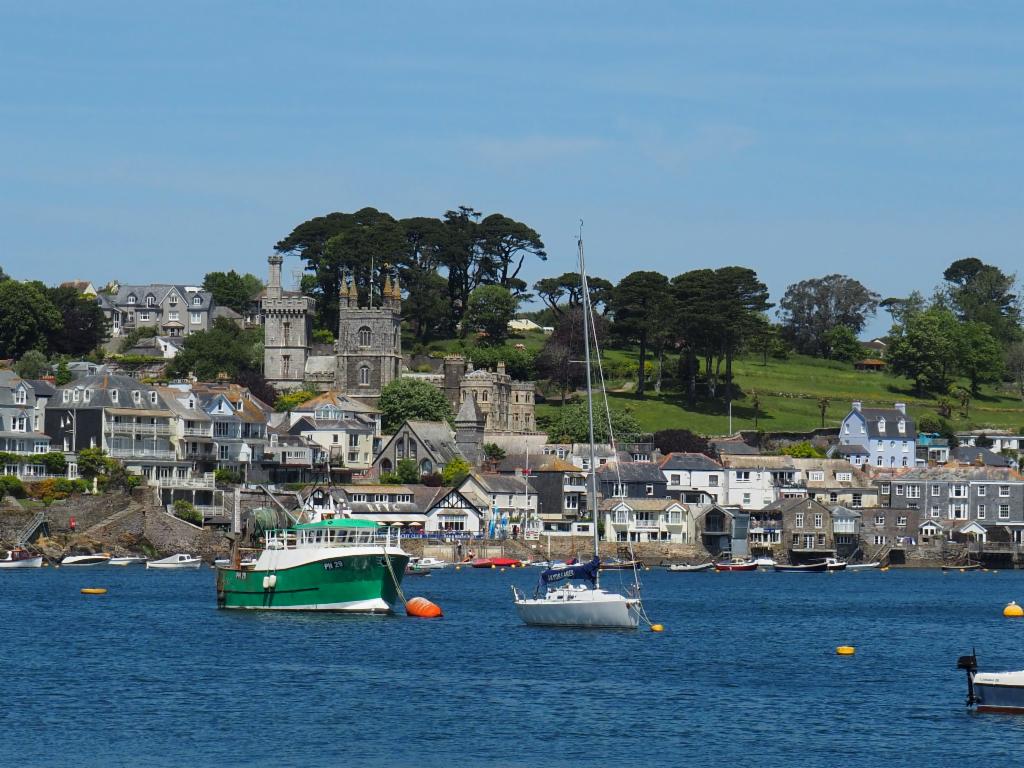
<box><xmin>275</xmin><ymin>206</ymin><xmax>547</xmax><ymax>340</ymax></box>
<box><xmin>0</xmin><ymin>275</ymin><xmax>108</xmax><ymax>359</ymax></box>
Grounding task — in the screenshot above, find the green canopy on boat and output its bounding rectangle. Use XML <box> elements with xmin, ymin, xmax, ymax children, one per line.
<box><xmin>294</xmin><ymin>518</ymin><xmax>381</xmax><ymax>530</ymax></box>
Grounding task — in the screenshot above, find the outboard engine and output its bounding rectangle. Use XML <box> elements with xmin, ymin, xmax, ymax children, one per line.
<box><xmin>957</xmin><ymin>651</ymin><xmax>979</xmax><ymax>706</ymax></box>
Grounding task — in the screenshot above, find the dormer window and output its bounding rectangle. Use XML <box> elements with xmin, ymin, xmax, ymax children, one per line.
<box><xmin>62</xmin><ymin>390</ymin><xmax>70</xmax><ymax>403</ymax></box>
<box><xmin>149</xmin><ymin>392</ymin><xmax>158</xmax><ymax>405</ymax></box>
<box><xmin>145</xmin><ymin>294</ymin><xmax>156</xmax><ymax>307</ymax></box>
<box><xmin>169</xmin><ymin>295</ymin><xmax>178</xmax><ymax>306</ymax></box>
<box><xmin>878</xmin><ymin>418</ymin><xmax>886</xmax><ymax>433</ymax></box>
<box><xmin>127</xmin><ymin>294</ymin><xmax>137</xmax><ymax>305</ymax></box>
<box><xmin>111</xmin><ymin>390</ymin><xmax>119</xmax><ymax>403</ymax></box>
<box><xmin>83</xmin><ymin>389</ymin><xmax>91</xmax><ymax>403</ymax></box>
<box><xmin>188</xmin><ymin>398</ymin><xmax>195</xmax><ymax>409</ymax></box>
<box><xmin>192</xmin><ymin>296</ymin><xmax>202</xmax><ymax>306</ymax></box>
<box><xmin>72</xmin><ymin>389</ymin><xmax>80</xmax><ymax>402</ymax></box>
<box><xmin>132</xmin><ymin>390</ymin><xmax>141</xmax><ymax>404</ymax></box>
<box><xmin>14</xmin><ymin>387</ymin><xmax>26</xmax><ymax>405</ymax></box>
<box><xmin>898</xmin><ymin>419</ymin><xmax>906</xmax><ymax>434</ymax></box>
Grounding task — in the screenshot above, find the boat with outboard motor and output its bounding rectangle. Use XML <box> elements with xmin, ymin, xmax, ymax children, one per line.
<box><xmin>511</xmin><ymin>233</ymin><xmax>644</xmax><ymax>630</ymax></box>
<box><xmin>147</xmin><ymin>553</ymin><xmax>203</xmax><ymax>570</ymax></box>
<box><xmin>667</xmin><ymin>562</ymin><xmax>713</xmax><ymax>573</ymax></box>
<box><xmin>774</xmin><ymin>561</ymin><xmax>828</xmax><ymax>573</ymax></box>
<box><xmin>216</xmin><ymin>517</ymin><xmax>409</xmax><ymax>612</ymax></box>
<box><xmin>109</xmin><ymin>556</ymin><xmax>147</xmax><ymax>566</ymax></box>
<box><xmin>0</xmin><ymin>547</ymin><xmax>42</xmax><ymax>569</ymax></box>
<box><xmin>846</xmin><ymin>561</ymin><xmax>881</xmax><ymax>571</ymax></box>
<box><xmin>714</xmin><ymin>558</ymin><xmax>757</xmax><ymax>572</ymax></box>
<box><xmin>958</xmin><ymin>651</ymin><xmax>1024</xmax><ymax>713</ymax></box>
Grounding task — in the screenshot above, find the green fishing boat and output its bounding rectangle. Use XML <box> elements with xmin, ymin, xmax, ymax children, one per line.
<box><xmin>216</xmin><ymin>518</ymin><xmax>410</xmax><ymax>612</ymax></box>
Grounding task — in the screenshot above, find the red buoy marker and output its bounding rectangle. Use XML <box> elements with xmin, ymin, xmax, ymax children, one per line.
<box><xmin>406</xmin><ymin>596</ymin><xmax>443</xmax><ymax>618</ymax></box>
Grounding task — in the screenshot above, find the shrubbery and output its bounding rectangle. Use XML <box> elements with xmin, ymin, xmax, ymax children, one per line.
<box><xmin>172</xmin><ymin>499</ymin><xmax>203</xmax><ymax>525</ymax></box>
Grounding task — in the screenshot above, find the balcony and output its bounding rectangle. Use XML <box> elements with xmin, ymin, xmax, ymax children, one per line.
<box><xmin>183</xmin><ymin>426</ymin><xmax>213</xmax><ymax>437</ymax></box>
<box><xmin>106</xmin><ymin>421</ymin><xmax>173</xmax><ymax>436</ymax></box>
<box><xmin>183</xmin><ymin>448</ymin><xmax>216</xmax><ymax>461</ymax></box>
<box><xmin>159</xmin><ymin>474</ymin><xmax>216</xmax><ymax>490</ymax></box>
<box><xmin>109</xmin><ymin>447</ymin><xmax>177</xmax><ymax>460</ymax></box>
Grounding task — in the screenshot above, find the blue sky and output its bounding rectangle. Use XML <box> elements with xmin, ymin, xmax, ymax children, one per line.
<box><xmin>3</xmin><ymin>1</ymin><xmax>1022</xmax><ymax>337</ymax></box>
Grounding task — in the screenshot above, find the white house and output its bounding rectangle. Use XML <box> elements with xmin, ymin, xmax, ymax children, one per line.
<box><xmin>601</xmin><ymin>498</ymin><xmax>688</xmax><ymax>543</ymax></box>
<box><xmin>660</xmin><ymin>452</ymin><xmax>725</xmax><ymax>504</ymax></box>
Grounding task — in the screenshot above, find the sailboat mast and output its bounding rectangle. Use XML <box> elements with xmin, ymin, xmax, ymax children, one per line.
<box><xmin>578</xmin><ymin>232</ymin><xmax>599</xmax><ymax>571</ymax></box>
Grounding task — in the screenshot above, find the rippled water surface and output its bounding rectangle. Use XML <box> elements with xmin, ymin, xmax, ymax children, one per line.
<box><xmin>4</xmin><ymin>565</ymin><xmax>1024</xmax><ymax>767</ymax></box>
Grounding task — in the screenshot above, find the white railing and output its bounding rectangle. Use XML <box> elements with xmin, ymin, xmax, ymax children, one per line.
<box><xmin>106</xmin><ymin>421</ymin><xmax>173</xmax><ymax>435</ymax></box>
<box><xmin>158</xmin><ymin>474</ymin><xmax>216</xmax><ymax>489</ymax></box>
<box><xmin>183</xmin><ymin>427</ymin><xmax>213</xmax><ymax>437</ymax></box>
<box><xmin>109</xmin><ymin>448</ymin><xmax>176</xmax><ymax>460</ymax></box>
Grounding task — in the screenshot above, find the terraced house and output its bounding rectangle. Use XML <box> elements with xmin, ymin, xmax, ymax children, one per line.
<box><xmin>877</xmin><ymin>466</ymin><xmax>1024</xmax><ymax>543</ymax></box>
<box><xmin>46</xmin><ymin>374</ymin><xmax>189</xmax><ymax>484</ymax></box>
<box><xmin>0</xmin><ymin>371</ymin><xmax>56</xmax><ymax>479</ymax></box>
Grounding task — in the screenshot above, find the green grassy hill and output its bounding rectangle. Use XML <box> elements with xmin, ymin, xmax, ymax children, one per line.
<box><xmin>539</xmin><ymin>353</ymin><xmax>1024</xmax><ymax>437</ymax></box>
<box><xmin>407</xmin><ymin>329</ymin><xmax>1024</xmax><ymax>437</ymax></box>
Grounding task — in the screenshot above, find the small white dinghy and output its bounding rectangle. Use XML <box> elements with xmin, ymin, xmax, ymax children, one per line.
<box><xmin>146</xmin><ymin>553</ymin><xmax>203</xmax><ymax>570</ymax></box>
<box><xmin>109</xmin><ymin>556</ymin><xmax>148</xmax><ymax>566</ymax></box>
<box><xmin>61</xmin><ymin>553</ymin><xmax>112</xmax><ymax>566</ymax></box>
<box><xmin>667</xmin><ymin>562</ymin><xmax>713</xmax><ymax>573</ymax></box>
<box><xmin>846</xmin><ymin>561</ymin><xmax>882</xmax><ymax>571</ymax></box>
<box><xmin>408</xmin><ymin>556</ymin><xmax>448</xmax><ymax>571</ymax></box>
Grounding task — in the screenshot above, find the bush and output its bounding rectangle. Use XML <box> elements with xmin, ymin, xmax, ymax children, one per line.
<box><xmin>214</xmin><ymin>468</ymin><xmax>242</xmax><ymax>486</ymax></box>
<box><xmin>274</xmin><ymin>390</ymin><xmax>316</xmax><ymax>413</ymax></box>
<box><xmin>379</xmin><ymin>472</ymin><xmax>401</xmax><ymax>484</ymax></box>
<box><xmin>311</xmin><ymin>329</ymin><xmax>335</xmax><ymax>344</ymax></box>
<box><xmin>780</xmin><ymin>441</ymin><xmax>825</xmax><ymax>458</ymax></box>
<box><xmin>396</xmin><ymin>459</ymin><xmax>420</xmax><ymax>484</ymax></box>
<box><xmin>172</xmin><ymin>499</ymin><xmax>203</xmax><ymax>525</ymax></box>
<box><xmin>0</xmin><ymin>475</ymin><xmax>26</xmax><ymax>498</ymax></box>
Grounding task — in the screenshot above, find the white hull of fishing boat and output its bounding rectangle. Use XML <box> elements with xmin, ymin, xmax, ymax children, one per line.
<box><xmin>514</xmin><ymin>585</ymin><xmax>641</xmax><ymax>629</ymax></box>
<box><xmin>409</xmin><ymin>557</ymin><xmax>448</xmax><ymax>571</ymax></box>
<box><xmin>61</xmin><ymin>554</ymin><xmax>111</xmax><ymax>566</ymax></box>
<box><xmin>0</xmin><ymin>554</ymin><xmax>42</xmax><ymax>569</ymax></box>
<box><xmin>146</xmin><ymin>554</ymin><xmax>203</xmax><ymax>570</ymax></box>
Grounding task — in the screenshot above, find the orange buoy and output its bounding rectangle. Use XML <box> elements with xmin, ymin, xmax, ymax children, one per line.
<box><xmin>405</xmin><ymin>596</ymin><xmax>443</xmax><ymax>618</ymax></box>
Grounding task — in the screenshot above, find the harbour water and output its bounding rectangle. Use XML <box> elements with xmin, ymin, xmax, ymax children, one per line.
<box><xmin>4</xmin><ymin>565</ymin><xmax>1024</xmax><ymax>767</ymax></box>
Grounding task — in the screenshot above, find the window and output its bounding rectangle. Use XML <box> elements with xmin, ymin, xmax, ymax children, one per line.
<box><xmin>742</xmin><ymin>492</ymin><xmax>751</xmax><ymax>505</ymax></box>
<box><xmin>111</xmin><ymin>389</ymin><xmax>118</xmax><ymax>403</ymax></box>
<box><xmin>880</xmin><ymin>483</ymin><xmax>890</xmax><ymax>494</ymax></box>
<box><xmin>645</xmin><ymin>484</ymin><xmax>654</xmax><ymax>496</ymax></box>
<box><xmin>931</xmin><ymin>484</ymin><xmax>941</xmax><ymax>497</ymax></box>
<box><xmin>898</xmin><ymin>419</ymin><xmax>906</xmax><ymax>434</ymax></box>
<box><xmin>836</xmin><ymin>472</ymin><xmax>852</xmax><ymax>482</ymax></box>
<box><xmin>132</xmin><ymin>390</ymin><xmax>141</xmax><ymax>404</ymax></box>
<box><xmin>999</xmin><ymin>485</ymin><xmax>1010</xmax><ymax>497</ymax></box>
<box><xmin>978</xmin><ymin>486</ymin><xmax>986</xmax><ymax>497</ymax></box>
<box><xmin>852</xmin><ymin>493</ymin><xmax>862</xmax><ymax>508</ymax></box>
<box><xmin>814</xmin><ymin>513</ymin><xmax>823</xmax><ymax>528</ymax></box>
<box><xmin>565</xmin><ymin>495</ymin><xmax>579</xmax><ymax>510</ymax></box>
<box><xmin>359</xmin><ymin>367</ymin><xmax>370</xmax><ymax>386</ymax></box>
<box><xmin>951</xmin><ymin>485</ymin><xmax>968</xmax><ymax>498</ymax></box>
<box><xmin>14</xmin><ymin>388</ymin><xmax>26</xmax><ymax>405</ymax></box>
<box><xmin>895</xmin><ymin>485</ymin><xmax>904</xmax><ymax>496</ymax></box>
<box><xmin>977</xmin><ymin>505</ymin><xmax>986</xmax><ymax>519</ymax></box>
<box><xmin>169</xmin><ymin>294</ymin><xmax>178</xmax><ymax>306</ymax></box>
<box><xmin>189</xmin><ymin>312</ymin><xmax>201</xmax><ymax>325</ymax></box>
<box><xmin>829</xmin><ymin>492</ymin><xmax>838</xmax><ymax>504</ymax></box>
<box><xmin>902</xmin><ymin>457</ymin><xmax>908</xmax><ymax>467</ymax></box>
<box><xmin>138</xmin><ymin>312</ymin><xmax>151</xmax><ymax>321</ymax></box>
<box><xmin>897</xmin><ymin>516</ymin><xmax>907</xmax><ymax>527</ymax></box>
<box><xmin>149</xmin><ymin>392</ymin><xmax>158</xmax><ymax>405</ymax></box>
<box><xmin>949</xmin><ymin>503</ymin><xmax>968</xmax><ymax>520</ymax></box>
<box><xmin>795</xmin><ymin>513</ymin><xmax>804</xmax><ymax>527</ymax></box>
<box><xmin>670</xmin><ymin>474</ymin><xmax>681</xmax><ymax>485</ymax></box>
<box><xmin>709</xmin><ymin>475</ymin><xmax>719</xmax><ymax>486</ymax></box>
<box><xmin>193</xmin><ymin>296</ymin><xmax>202</xmax><ymax>305</ymax></box>
<box><xmin>907</xmin><ymin>486</ymin><xmax>920</xmax><ymax>499</ymax></box>
<box><xmin>1000</xmin><ymin>504</ymin><xmax>1011</xmax><ymax>519</ymax></box>
<box><xmin>878</xmin><ymin>419</ymin><xmax>886</xmax><ymax>433</ymax></box>
<box><xmin>348</xmin><ymin>434</ymin><xmax>359</xmax><ymax>448</ymax></box>
<box><xmin>612</xmin><ymin>483</ymin><xmax>627</xmax><ymax>498</ymax></box>
<box><xmin>817</xmin><ymin>534</ymin><xmax>825</xmax><ymax>546</ymax></box>
<box><xmin>810</xmin><ymin>471</ymin><xmax>825</xmax><ymax>482</ymax></box>
<box><xmin>875</xmin><ymin>514</ymin><xmax>885</xmax><ymax>525</ymax></box>
<box><xmin>876</xmin><ymin>456</ymin><xmax>882</xmax><ymax>467</ymax></box>
<box><xmin>358</xmin><ymin>327</ymin><xmax>371</xmax><ymax>347</ymax></box>
<box><xmin>930</xmin><ymin>505</ymin><xmax>940</xmax><ymax>518</ymax></box>
<box><xmin>735</xmin><ymin>471</ymin><xmax>751</xmax><ymax>482</ymax></box>
<box><xmin>127</xmin><ymin>295</ymin><xmax>137</xmax><ymax>305</ymax></box>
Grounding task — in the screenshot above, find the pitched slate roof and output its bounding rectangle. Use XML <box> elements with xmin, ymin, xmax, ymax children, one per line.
<box><xmin>596</xmin><ymin>461</ymin><xmax>667</xmax><ymax>483</ymax></box>
<box><xmin>465</xmin><ymin>472</ymin><xmax>536</xmax><ymax>494</ymax></box>
<box><xmin>599</xmin><ymin>497</ymin><xmax>685</xmax><ymax>511</ymax></box>
<box><xmin>660</xmin><ymin>452</ymin><xmax>723</xmax><ymax>472</ymax></box>
<box><xmin>56</xmin><ymin>373</ymin><xmax>169</xmax><ymax>410</ymax></box>
<box><xmin>109</xmin><ymin>284</ymin><xmax>212</xmax><ymax>309</ymax></box>
<box><xmin>951</xmin><ymin>446</ymin><xmax>1012</xmax><ymax>468</ymax></box>
<box><xmin>854</xmin><ymin>407</ymin><xmax>916</xmax><ymax>439</ymax></box>
<box><xmin>710</xmin><ymin>439</ymin><xmax>760</xmax><ymax>456</ymax></box>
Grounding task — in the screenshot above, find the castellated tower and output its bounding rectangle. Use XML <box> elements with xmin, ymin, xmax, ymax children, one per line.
<box><xmin>263</xmin><ymin>254</ymin><xmax>315</xmax><ymax>391</ymax></box>
<box><xmin>335</xmin><ymin>270</ymin><xmax>403</xmax><ymax>400</ymax></box>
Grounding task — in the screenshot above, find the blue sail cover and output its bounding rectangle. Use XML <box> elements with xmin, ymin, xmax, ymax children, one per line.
<box><xmin>540</xmin><ymin>556</ymin><xmax>600</xmax><ymax>586</ymax></box>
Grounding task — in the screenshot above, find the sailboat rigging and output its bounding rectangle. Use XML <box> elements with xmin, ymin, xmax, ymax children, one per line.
<box><xmin>511</xmin><ymin>229</ymin><xmax>643</xmax><ymax>629</ymax></box>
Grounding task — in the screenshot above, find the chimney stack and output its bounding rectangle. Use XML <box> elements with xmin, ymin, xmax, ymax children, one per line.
<box><xmin>852</xmin><ymin>401</ymin><xmax>862</xmax><ymax>413</ymax></box>
<box><xmin>894</xmin><ymin>402</ymin><xmax>906</xmax><ymax>415</ymax></box>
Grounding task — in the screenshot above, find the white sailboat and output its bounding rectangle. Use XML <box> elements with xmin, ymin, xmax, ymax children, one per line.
<box><xmin>512</xmin><ymin>232</ymin><xmax>643</xmax><ymax>629</ymax></box>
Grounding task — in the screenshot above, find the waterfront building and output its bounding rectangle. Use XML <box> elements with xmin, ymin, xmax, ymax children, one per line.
<box><xmin>601</xmin><ymin>498</ymin><xmax>688</xmax><ymax>543</ymax></box>
<box><xmin>596</xmin><ymin>460</ymin><xmax>668</xmax><ymax>500</ymax></box>
<box><xmin>838</xmin><ymin>401</ymin><xmax>917</xmax><ymax>469</ymax></box>
<box><xmin>691</xmin><ymin>503</ymin><xmax>747</xmax><ymax>557</ymax></box>
<box><xmin>46</xmin><ymin>374</ymin><xmax>189</xmax><ymax>485</ymax></box>
<box><xmin>284</xmin><ymin>391</ymin><xmax>380</xmax><ymax>475</ymax></box>
<box><xmin>459</xmin><ymin>471</ymin><xmax>538</xmax><ymax>525</ymax></box>
<box><xmin>495</xmin><ymin>453</ymin><xmax>588</xmax><ymax>531</ymax></box>
<box><xmin>660</xmin><ymin>452</ymin><xmax>726</xmax><ymax>504</ymax></box>
<box><xmin>372</xmin><ymin>420</ymin><xmax>466</xmax><ymax>478</ymax></box>
<box><xmin>0</xmin><ymin>371</ymin><xmax>57</xmax><ymax>479</ymax></box>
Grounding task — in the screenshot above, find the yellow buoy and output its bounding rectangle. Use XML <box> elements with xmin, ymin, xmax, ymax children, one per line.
<box><xmin>1004</xmin><ymin>601</ymin><xmax>1023</xmax><ymax>617</ymax></box>
<box><xmin>491</xmin><ymin>564</ymin><xmax>496</xmax><ymax>569</ymax></box>
<box><xmin>81</xmin><ymin>588</ymin><xmax>107</xmax><ymax>595</ymax></box>
<box><xmin>650</xmin><ymin>624</ymin><xmax>664</xmax><ymax>632</ymax></box>
<box><xmin>455</xmin><ymin>565</ymin><xmax>461</xmax><ymax>571</ymax></box>
<box><xmin>836</xmin><ymin>645</ymin><xmax>855</xmax><ymax>655</ymax></box>
<box><xmin>500</xmin><ymin>567</ymin><xmax>506</xmax><ymax>572</ymax></box>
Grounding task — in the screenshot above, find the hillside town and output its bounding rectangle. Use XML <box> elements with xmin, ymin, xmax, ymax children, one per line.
<box><xmin>1</xmin><ymin>253</ymin><xmax>1022</xmax><ymax>569</ymax></box>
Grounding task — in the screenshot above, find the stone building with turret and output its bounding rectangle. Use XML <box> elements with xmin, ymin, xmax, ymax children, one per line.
<box><xmin>262</xmin><ymin>254</ymin><xmax>315</xmax><ymax>391</ymax></box>
<box><xmin>332</xmin><ymin>272</ymin><xmax>403</xmax><ymax>398</ymax></box>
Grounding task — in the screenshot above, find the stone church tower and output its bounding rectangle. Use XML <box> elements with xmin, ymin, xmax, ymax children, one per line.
<box><xmin>335</xmin><ymin>272</ymin><xmax>403</xmax><ymax>400</ymax></box>
<box><xmin>263</xmin><ymin>254</ymin><xmax>315</xmax><ymax>391</ymax></box>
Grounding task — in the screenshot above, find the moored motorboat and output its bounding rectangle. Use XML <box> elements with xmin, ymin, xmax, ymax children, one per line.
<box><xmin>942</xmin><ymin>563</ymin><xmax>982</xmax><ymax>571</ymax></box>
<box><xmin>714</xmin><ymin>558</ymin><xmax>757</xmax><ymax>572</ymax></box>
<box><xmin>146</xmin><ymin>553</ymin><xmax>203</xmax><ymax>570</ymax></box>
<box><xmin>405</xmin><ymin>565</ymin><xmax>431</xmax><ymax>576</ymax></box>
<box><xmin>753</xmin><ymin>556</ymin><xmax>777</xmax><ymax>568</ymax></box>
<box><xmin>61</xmin><ymin>553</ymin><xmax>112</xmax><ymax>566</ymax></box>
<box><xmin>668</xmin><ymin>562</ymin><xmax>713</xmax><ymax>573</ymax></box>
<box><xmin>216</xmin><ymin>518</ymin><xmax>409</xmax><ymax>612</ymax></box>
<box><xmin>408</xmin><ymin>556</ymin><xmax>448</xmax><ymax>571</ymax></box>
<box><xmin>958</xmin><ymin>652</ymin><xmax>1024</xmax><ymax>713</ymax></box>
<box><xmin>472</xmin><ymin>557</ymin><xmax>521</xmax><ymax>568</ymax></box>
<box><xmin>774</xmin><ymin>561</ymin><xmax>828</xmax><ymax>573</ymax></box>
<box><xmin>0</xmin><ymin>547</ymin><xmax>43</xmax><ymax>569</ymax></box>
<box><xmin>109</xmin><ymin>556</ymin><xmax>147</xmax><ymax>566</ymax></box>
<box><xmin>823</xmin><ymin>557</ymin><xmax>847</xmax><ymax>571</ymax></box>
<box><xmin>846</xmin><ymin>561</ymin><xmax>882</xmax><ymax>571</ymax></box>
